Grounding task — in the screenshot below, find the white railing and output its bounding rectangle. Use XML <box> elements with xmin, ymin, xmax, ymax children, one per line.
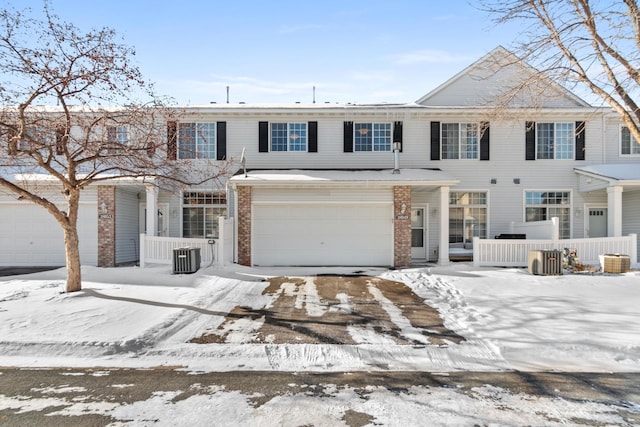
<box><xmin>140</xmin><ymin>235</ymin><xmax>217</xmax><ymax>268</ymax></box>
<box><xmin>140</xmin><ymin>217</ymin><xmax>234</xmax><ymax>268</ymax></box>
<box><xmin>473</xmin><ymin>234</ymin><xmax>637</xmax><ymax>267</ymax></box>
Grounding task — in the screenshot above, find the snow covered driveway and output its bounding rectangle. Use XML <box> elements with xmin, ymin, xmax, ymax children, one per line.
<box><xmin>0</xmin><ymin>263</ymin><xmax>639</xmax><ymax>372</ymax></box>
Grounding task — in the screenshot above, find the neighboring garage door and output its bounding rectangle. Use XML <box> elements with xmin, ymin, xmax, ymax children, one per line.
<box><xmin>252</xmin><ymin>203</ymin><xmax>393</xmax><ymax>266</ymax></box>
<box><xmin>0</xmin><ymin>202</ymin><xmax>98</xmax><ymax>266</ymax></box>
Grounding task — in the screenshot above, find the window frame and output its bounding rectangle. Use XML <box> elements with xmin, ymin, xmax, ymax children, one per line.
<box><xmin>270</xmin><ymin>122</ymin><xmax>307</xmax><ymax>152</ymax></box>
<box><xmin>181</xmin><ymin>191</ymin><xmax>227</xmax><ymax>239</ymax></box>
<box><xmin>524</xmin><ymin>190</ymin><xmax>572</xmax><ymax>239</ymax></box>
<box><xmin>353</xmin><ymin>122</ymin><xmax>392</xmax><ymax>152</ymax></box>
<box><xmin>441</xmin><ymin>122</ymin><xmax>480</xmax><ymax>160</ymax></box>
<box><xmin>177</xmin><ymin>122</ymin><xmax>216</xmax><ymax>160</ymax></box>
<box><xmin>449</xmin><ymin>191</ymin><xmax>489</xmax><ymax>245</ymax></box>
<box><xmin>107</xmin><ymin>125</ymin><xmax>129</xmax><ymax>148</ymax></box>
<box><xmin>620</xmin><ymin>125</ymin><xmax>640</xmax><ymax>156</ymax></box>
<box><xmin>536</xmin><ymin>122</ymin><xmax>574</xmax><ymax>160</ymax></box>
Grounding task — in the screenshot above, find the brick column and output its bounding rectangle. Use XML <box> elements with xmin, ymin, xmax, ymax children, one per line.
<box><xmin>394</xmin><ymin>186</ymin><xmax>411</xmax><ymax>268</ymax></box>
<box><xmin>237</xmin><ymin>186</ymin><xmax>252</xmax><ymax>266</ymax></box>
<box><xmin>97</xmin><ymin>185</ymin><xmax>116</xmax><ymax>267</ymax></box>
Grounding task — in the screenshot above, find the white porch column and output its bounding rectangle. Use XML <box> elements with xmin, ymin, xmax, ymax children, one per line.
<box><xmin>438</xmin><ymin>186</ymin><xmax>450</xmax><ymax>265</ymax></box>
<box><xmin>145</xmin><ymin>185</ymin><xmax>158</xmax><ymax>236</ymax></box>
<box><xmin>607</xmin><ymin>185</ymin><xmax>623</xmax><ymax>237</ymax></box>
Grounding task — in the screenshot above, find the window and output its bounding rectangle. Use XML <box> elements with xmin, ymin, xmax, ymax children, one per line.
<box><xmin>442</xmin><ymin>123</ymin><xmax>479</xmax><ymax>159</ymax></box>
<box><xmin>182</xmin><ymin>192</ymin><xmax>226</xmax><ymax>238</ymax></box>
<box><xmin>536</xmin><ymin>123</ymin><xmax>573</xmax><ymax>159</ymax></box>
<box><xmin>449</xmin><ymin>192</ymin><xmax>488</xmax><ymax>245</ymax></box>
<box><xmin>107</xmin><ymin>126</ymin><xmax>129</xmax><ymax>147</ymax></box>
<box><xmin>271</xmin><ymin>122</ymin><xmax>307</xmax><ymax>152</ymax></box>
<box><xmin>621</xmin><ymin>126</ymin><xmax>640</xmax><ymax>155</ymax></box>
<box><xmin>178</xmin><ymin>123</ymin><xmax>215</xmax><ymax>159</ymax></box>
<box><xmin>354</xmin><ymin>123</ymin><xmax>391</xmax><ymax>151</ymax></box>
<box><xmin>525</xmin><ymin>191</ymin><xmax>571</xmax><ymax>239</ymax></box>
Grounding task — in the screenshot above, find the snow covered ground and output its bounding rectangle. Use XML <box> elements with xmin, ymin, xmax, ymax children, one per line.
<box><xmin>1</xmin><ymin>262</ymin><xmax>639</xmax><ymax>425</ymax></box>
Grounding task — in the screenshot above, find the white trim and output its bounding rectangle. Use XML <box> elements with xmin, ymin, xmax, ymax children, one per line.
<box><xmin>619</xmin><ymin>124</ymin><xmax>640</xmax><ymax>157</ymax></box>
<box><xmin>411</xmin><ymin>203</ymin><xmax>429</xmax><ymax>260</ymax></box>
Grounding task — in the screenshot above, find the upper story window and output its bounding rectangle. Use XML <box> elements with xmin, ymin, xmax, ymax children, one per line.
<box><xmin>354</xmin><ymin>123</ymin><xmax>391</xmax><ymax>152</ymax></box>
<box><xmin>107</xmin><ymin>125</ymin><xmax>129</xmax><ymax>147</ymax></box>
<box><xmin>178</xmin><ymin>122</ymin><xmax>215</xmax><ymax>159</ymax></box>
<box><xmin>271</xmin><ymin>122</ymin><xmax>307</xmax><ymax>152</ymax></box>
<box><xmin>536</xmin><ymin>122</ymin><xmax>573</xmax><ymax>159</ymax></box>
<box><xmin>442</xmin><ymin>123</ymin><xmax>479</xmax><ymax>159</ymax></box>
<box><xmin>621</xmin><ymin>126</ymin><xmax>640</xmax><ymax>155</ymax></box>
<box><xmin>525</xmin><ymin>191</ymin><xmax>571</xmax><ymax>239</ymax></box>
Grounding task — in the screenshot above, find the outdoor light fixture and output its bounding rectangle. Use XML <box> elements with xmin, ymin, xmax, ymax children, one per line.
<box><xmin>513</xmin><ymin>178</ymin><xmax>521</xmax><ymax>184</ymax></box>
<box><xmin>490</xmin><ymin>178</ymin><xmax>497</xmax><ymax>184</ymax></box>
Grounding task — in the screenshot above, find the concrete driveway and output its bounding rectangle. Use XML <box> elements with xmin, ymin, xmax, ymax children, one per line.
<box><xmin>190</xmin><ymin>274</ymin><xmax>464</xmax><ymax>347</ymax></box>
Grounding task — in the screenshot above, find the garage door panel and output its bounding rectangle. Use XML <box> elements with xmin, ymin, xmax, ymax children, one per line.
<box><xmin>253</xmin><ymin>203</ymin><xmax>392</xmax><ymax>266</ymax></box>
<box><xmin>0</xmin><ymin>203</ymin><xmax>98</xmax><ymax>266</ymax></box>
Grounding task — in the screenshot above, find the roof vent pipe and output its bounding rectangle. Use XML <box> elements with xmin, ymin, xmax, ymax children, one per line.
<box><xmin>226</xmin><ymin>86</ymin><xmax>229</xmax><ymax>104</ymax></box>
<box><xmin>392</xmin><ymin>142</ymin><xmax>401</xmax><ymax>174</ymax></box>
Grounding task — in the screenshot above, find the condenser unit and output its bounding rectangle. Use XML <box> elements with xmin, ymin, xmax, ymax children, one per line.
<box><xmin>528</xmin><ymin>250</ymin><xmax>563</xmax><ymax>275</ymax></box>
<box><xmin>173</xmin><ymin>247</ymin><xmax>201</xmax><ymax>274</ymax></box>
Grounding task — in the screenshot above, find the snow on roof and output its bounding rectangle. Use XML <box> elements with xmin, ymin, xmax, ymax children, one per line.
<box><xmin>229</xmin><ymin>168</ymin><xmax>459</xmax><ymax>186</ymax></box>
<box><xmin>575</xmin><ymin>164</ymin><xmax>640</xmax><ymax>182</ymax></box>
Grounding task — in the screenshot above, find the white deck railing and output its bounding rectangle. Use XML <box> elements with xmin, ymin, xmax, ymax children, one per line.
<box><xmin>473</xmin><ymin>234</ymin><xmax>637</xmax><ymax>268</ymax></box>
<box><xmin>139</xmin><ymin>217</ymin><xmax>234</xmax><ymax>268</ymax></box>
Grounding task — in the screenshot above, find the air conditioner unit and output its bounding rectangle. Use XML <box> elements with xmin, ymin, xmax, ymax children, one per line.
<box><xmin>528</xmin><ymin>250</ymin><xmax>563</xmax><ymax>275</ymax></box>
<box><xmin>173</xmin><ymin>247</ymin><xmax>201</xmax><ymax>274</ymax></box>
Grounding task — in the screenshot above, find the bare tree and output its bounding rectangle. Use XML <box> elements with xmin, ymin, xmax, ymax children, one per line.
<box><xmin>0</xmin><ymin>4</ymin><xmax>229</xmax><ymax>292</ymax></box>
<box><xmin>478</xmin><ymin>0</ymin><xmax>640</xmax><ymax>141</ymax></box>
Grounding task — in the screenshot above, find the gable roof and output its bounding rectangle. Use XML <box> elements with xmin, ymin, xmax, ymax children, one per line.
<box><xmin>416</xmin><ymin>46</ymin><xmax>592</xmax><ymax>108</ymax></box>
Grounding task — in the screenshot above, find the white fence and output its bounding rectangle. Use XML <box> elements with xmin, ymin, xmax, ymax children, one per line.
<box><xmin>510</xmin><ymin>218</ymin><xmax>559</xmax><ymax>240</ymax></box>
<box><xmin>473</xmin><ymin>234</ymin><xmax>637</xmax><ymax>268</ymax></box>
<box><xmin>140</xmin><ymin>217</ymin><xmax>234</xmax><ymax>268</ymax></box>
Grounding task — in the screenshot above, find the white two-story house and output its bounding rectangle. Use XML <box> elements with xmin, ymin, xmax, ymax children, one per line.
<box><xmin>1</xmin><ymin>47</ymin><xmax>639</xmax><ymax>268</ymax></box>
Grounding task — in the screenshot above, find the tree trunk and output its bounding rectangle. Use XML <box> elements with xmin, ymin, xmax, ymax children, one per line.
<box><xmin>63</xmin><ymin>222</ymin><xmax>82</xmax><ymax>292</ymax></box>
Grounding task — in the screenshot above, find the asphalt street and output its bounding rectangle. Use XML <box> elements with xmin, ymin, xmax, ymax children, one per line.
<box><xmin>1</xmin><ymin>368</ymin><xmax>639</xmax><ymax>426</ymax></box>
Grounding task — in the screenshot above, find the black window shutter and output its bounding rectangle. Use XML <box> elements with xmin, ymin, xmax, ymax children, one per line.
<box><xmin>343</xmin><ymin>121</ymin><xmax>353</xmax><ymax>152</ymax></box>
<box><xmin>55</xmin><ymin>126</ymin><xmax>67</xmax><ymax>155</ymax></box>
<box><xmin>308</xmin><ymin>121</ymin><xmax>318</xmax><ymax>153</ymax></box>
<box><xmin>430</xmin><ymin>121</ymin><xmax>440</xmax><ymax>160</ymax></box>
<box><xmin>480</xmin><ymin>122</ymin><xmax>490</xmax><ymax>161</ymax></box>
<box><xmin>258</xmin><ymin>121</ymin><xmax>269</xmax><ymax>153</ymax></box>
<box><xmin>525</xmin><ymin>121</ymin><xmax>536</xmax><ymax>160</ymax></box>
<box><xmin>216</xmin><ymin>121</ymin><xmax>227</xmax><ymax>160</ymax></box>
<box><xmin>575</xmin><ymin>121</ymin><xmax>585</xmax><ymax>160</ymax></box>
<box><xmin>393</xmin><ymin>121</ymin><xmax>403</xmax><ymax>152</ymax></box>
<box><xmin>167</xmin><ymin>121</ymin><xmax>177</xmax><ymax>160</ymax></box>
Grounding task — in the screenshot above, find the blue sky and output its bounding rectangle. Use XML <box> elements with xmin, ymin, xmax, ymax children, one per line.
<box><xmin>15</xmin><ymin>0</ymin><xmax>523</xmax><ymax>105</ymax></box>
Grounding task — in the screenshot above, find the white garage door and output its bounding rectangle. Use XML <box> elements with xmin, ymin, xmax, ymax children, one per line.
<box><xmin>253</xmin><ymin>203</ymin><xmax>393</xmax><ymax>266</ymax></box>
<box><xmin>0</xmin><ymin>203</ymin><xmax>98</xmax><ymax>266</ymax></box>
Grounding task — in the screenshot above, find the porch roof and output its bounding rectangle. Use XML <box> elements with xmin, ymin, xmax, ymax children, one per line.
<box><xmin>574</xmin><ymin>164</ymin><xmax>640</xmax><ymax>187</ymax></box>
<box><xmin>229</xmin><ymin>168</ymin><xmax>459</xmax><ymax>187</ymax></box>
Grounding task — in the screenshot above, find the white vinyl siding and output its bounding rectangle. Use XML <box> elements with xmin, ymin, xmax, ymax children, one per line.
<box><xmin>115</xmin><ymin>188</ymin><xmax>139</xmax><ymax>264</ymax></box>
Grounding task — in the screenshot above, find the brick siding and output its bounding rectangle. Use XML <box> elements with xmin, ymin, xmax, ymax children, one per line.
<box><xmin>394</xmin><ymin>186</ymin><xmax>412</xmax><ymax>267</ymax></box>
<box><xmin>237</xmin><ymin>186</ymin><xmax>252</xmax><ymax>266</ymax></box>
<box><xmin>97</xmin><ymin>185</ymin><xmax>116</xmax><ymax>267</ymax></box>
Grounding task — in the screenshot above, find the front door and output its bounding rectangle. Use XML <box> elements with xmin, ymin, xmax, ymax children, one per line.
<box><xmin>140</xmin><ymin>203</ymin><xmax>168</xmax><ymax>236</ymax></box>
<box><xmin>588</xmin><ymin>208</ymin><xmax>608</xmax><ymax>238</ymax></box>
<box><xmin>411</xmin><ymin>206</ymin><xmax>427</xmax><ymax>259</ymax></box>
